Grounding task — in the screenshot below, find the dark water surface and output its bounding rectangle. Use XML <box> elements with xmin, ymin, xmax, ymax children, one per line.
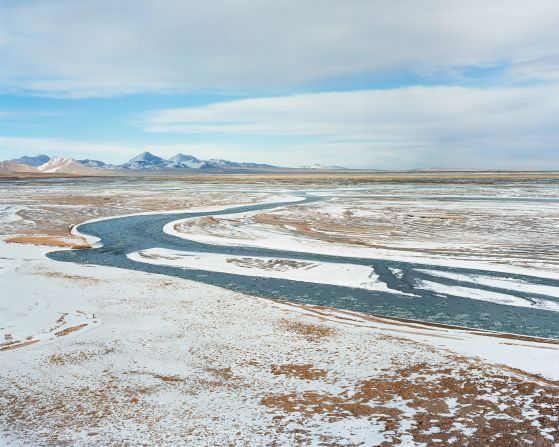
<box><xmin>48</xmin><ymin>195</ymin><xmax>559</xmax><ymax>339</ymax></box>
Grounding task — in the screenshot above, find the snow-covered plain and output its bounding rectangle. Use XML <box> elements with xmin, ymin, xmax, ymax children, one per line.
<box><xmin>166</xmin><ymin>200</ymin><xmax>559</xmax><ymax>279</ymax></box>
<box><xmin>1</xmin><ymin>178</ymin><xmax>559</xmax><ymax>446</ymax></box>
<box><xmin>163</xmin><ymin>193</ymin><xmax>559</xmax><ymax>316</ymax></box>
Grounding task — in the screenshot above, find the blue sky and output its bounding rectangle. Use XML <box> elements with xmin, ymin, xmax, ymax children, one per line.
<box><xmin>1</xmin><ymin>0</ymin><xmax>558</xmax><ymax>169</ymax></box>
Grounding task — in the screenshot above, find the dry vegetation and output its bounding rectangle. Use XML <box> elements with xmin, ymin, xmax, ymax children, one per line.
<box><xmin>261</xmin><ymin>358</ymin><xmax>559</xmax><ymax>446</ymax></box>
<box><xmin>278</xmin><ymin>318</ymin><xmax>337</xmax><ymax>341</ymax></box>
<box><xmin>248</xmin><ymin>195</ymin><xmax>559</xmax><ymax>271</ymax></box>
<box><xmin>139</xmin><ymin>171</ymin><xmax>559</xmax><ymax>184</ymax></box>
<box><xmin>5</xmin><ymin>235</ymin><xmax>90</xmax><ymax>249</ymax></box>
<box><xmin>54</xmin><ymin>324</ymin><xmax>89</xmax><ymax>337</ymax></box>
<box><xmin>4</xmin><ymin>170</ymin><xmax>559</xmax><ymax>184</ymax></box>
<box><xmin>0</xmin><ymin>340</ymin><xmax>40</xmax><ymax>352</ymax></box>
<box><xmin>2</xmin><ymin>281</ymin><xmax>558</xmax><ymax>445</ymax></box>
<box><xmin>271</xmin><ymin>363</ymin><xmax>328</xmax><ymax>380</ymax></box>
<box><xmin>37</xmin><ymin>271</ymin><xmax>101</xmax><ymax>284</ymax></box>
<box><xmin>0</xmin><ymin>178</ymin><xmax>283</xmax><ymax>243</ymax></box>
<box><xmin>2</xmin><ymin>176</ymin><xmax>559</xmax><ymax>445</ymax></box>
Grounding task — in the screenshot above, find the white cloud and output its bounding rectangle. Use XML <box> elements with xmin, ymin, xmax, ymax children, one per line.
<box><xmin>0</xmin><ymin>136</ymin><xmax>139</xmax><ymax>159</ymax></box>
<box><xmin>5</xmin><ymin>84</ymin><xmax>556</xmax><ymax>169</ymax></box>
<box><xmin>1</xmin><ymin>0</ymin><xmax>559</xmax><ymax>96</ymax></box>
<box><xmin>141</xmin><ymin>85</ymin><xmax>559</xmax><ymax>168</ymax></box>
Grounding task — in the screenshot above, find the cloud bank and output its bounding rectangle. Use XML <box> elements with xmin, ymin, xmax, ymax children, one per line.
<box><xmin>142</xmin><ymin>85</ymin><xmax>559</xmax><ymax>169</ymax></box>
<box><xmin>1</xmin><ymin>1</ymin><xmax>558</xmax><ymax>168</ymax></box>
<box><xmin>1</xmin><ymin>0</ymin><xmax>559</xmax><ymax>96</ymax></box>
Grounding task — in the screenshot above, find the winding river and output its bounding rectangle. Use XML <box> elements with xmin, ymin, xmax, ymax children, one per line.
<box><xmin>48</xmin><ymin>194</ymin><xmax>559</xmax><ymax>339</ymax></box>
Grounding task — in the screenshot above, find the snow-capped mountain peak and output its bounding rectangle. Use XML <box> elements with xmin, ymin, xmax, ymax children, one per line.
<box><xmin>8</xmin><ymin>151</ymin><xmax>291</xmax><ymax>174</ymax></box>
<box><xmin>128</xmin><ymin>151</ymin><xmax>165</xmax><ymax>164</ymax></box>
<box><xmin>10</xmin><ymin>154</ymin><xmax>51</xmax><ymax>167</ymax></box>
<box><xmin>77</xmin><ymin>159</ymin><xmax>116</xmax><ymax>169</ymax></box>
<box><xmin>121</xmin><ymin>151</ymin><xmax>168</xmax><ymax>169</ymax></box>
<box><xmin>37</xmin><ymin>157</ymin><xmax>102</xmax><ymax>175</ymax></box>
<box><xmin>168</xmin><ymin>153</ymin><xmax>199</xmax><ymax>163</ymax></box>
<box><xmin>166</xmin><ymin>153</ymin><xmax>209</xmax><ymax>169</ymax></box>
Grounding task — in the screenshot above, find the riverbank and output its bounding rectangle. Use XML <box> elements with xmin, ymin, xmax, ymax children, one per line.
<box><xmin>48</xmin><ymin>193</ymin><xmax>559</xmax><ymax>339</ymax></box>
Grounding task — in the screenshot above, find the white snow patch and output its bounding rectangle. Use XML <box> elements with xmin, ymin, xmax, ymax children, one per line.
<box><xmin>127</xmin><ymin>247</ymin><xmax>405</xmax><ymax>293</ymax></box>
<box><xmin>418</xmin><ymin>269</ymin><xmax>559</xmax><ymax>298</ymax></box>
<box><xmin>418</xmin><ymin>280</ymin><xmax>559</xmax><ymax>312</ymax></box>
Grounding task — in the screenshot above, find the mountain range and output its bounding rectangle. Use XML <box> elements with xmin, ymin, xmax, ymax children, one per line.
<box><xmin>2</xmin><ymin>152</ymin><xmax>347</xmax><ymax>175</ymax></box>
<box><xmin>115</xmin><ymin>151</ymin><xmax>279</xmax><ymax>170</ymax></box>
<box><xmin>1</xmin><ymin>157</ymin><xmax>105</xmax><ymax>175</ymax></box>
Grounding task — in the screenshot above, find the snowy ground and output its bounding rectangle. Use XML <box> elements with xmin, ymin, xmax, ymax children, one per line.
<box><xmin>127</xmin><ymin>247</ymin><xmax>408</xmax><ymax>295</ymax></box>
<box><xmin>170</xmin><ymin>183</ymin><xmax>559</xmax><ymax>274</ymax></box>
<box><xmin>1</xmin><ymin>177</ymin><xmax>559</xmax><ymax>446</ymax></box>
<box><xmin>0</xmin><ymin>177</ymin><xmax>295</xmax><ymax>248</ymax></box>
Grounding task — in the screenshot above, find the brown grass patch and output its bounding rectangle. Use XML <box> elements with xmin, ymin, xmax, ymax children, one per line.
<box><xmin>195</xmin><ymin>367</ymin><xmax>244</xmax><ymax>391</ymax></box>
<box><xmin>156</xmin><ymin>171</ymin><xmax>559</xmax><ymax>185</ymax></box>
<box><xmin>39</xmin><ymin>195</ymin><xmax>114</xmax><ymax>206</ymax></box>
<box><xmin>261</xmin><ymin>391</ymin><xmax>378</xmax><ymax>418</ymax></box>
<box><xmin>0</xmin><ymin>339</ymin><xmax>40</xmax><ymax>351</ymax></box>
<box><xmin>278</xmin><ymin>318</ymin><xmax>336</xmax><ymax>341</ymax></box>
<box><xmin>54</xmin><ymin>324</ymin><xmax>88</xmax><ymax>337</ymax></box>
<box><xmin>5</xmin><ymin>235</ymin><xmax>90</xmax><ymax>249</ymax></box>
<box><xmin>38</xmin><ymin>271</ymin><xmax>101</xmax><ymax>284</ymax></box>
<box><xmin>47</xmin><ymin>347</ymin><xmax>114</xmax><ymax>365</ymax></box>
<box><xmin>206</xmin><ymin>367</ymin><xmax>234</xmax><ymax>381</ymax></box>
<box><xmin>271</xmin><ymin>364</ymin><xmax>327</xmax><ymax>380</ymax></box>
<box><xmin>0</xmin><ymin>374</ymin><xmax>166</xmax><ymax>446</ymax></box>
<box><xmin>261</xmin><ymin>359</ymin><xmax>559</xmax><ymax>446</ymax></box>
<box><xmin>188</xmin><ymin>216</ymin><xmax>219</xmax><ymax>226</ymax></box>
<box><xmin>153</xmin><ymin>374</ymin><xmax>185</xmax><ymax>383</ymax></box>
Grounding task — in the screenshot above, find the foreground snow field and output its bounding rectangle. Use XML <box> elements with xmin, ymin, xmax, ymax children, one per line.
<box><xmin>2</xmin><ymin>241</ymin><xmax>559</xmax><ymax>446</ymax></box>
<box><xmin>1</xmin><ymin>177</ymin><xmax>559</xmax><ymax>446</ymax></box>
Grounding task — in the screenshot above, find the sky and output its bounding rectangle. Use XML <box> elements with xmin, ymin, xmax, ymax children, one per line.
<box><xmin>1</xmin><ymin>0</ymin><xmax>559</xmax><ymax>169</ymax></box>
